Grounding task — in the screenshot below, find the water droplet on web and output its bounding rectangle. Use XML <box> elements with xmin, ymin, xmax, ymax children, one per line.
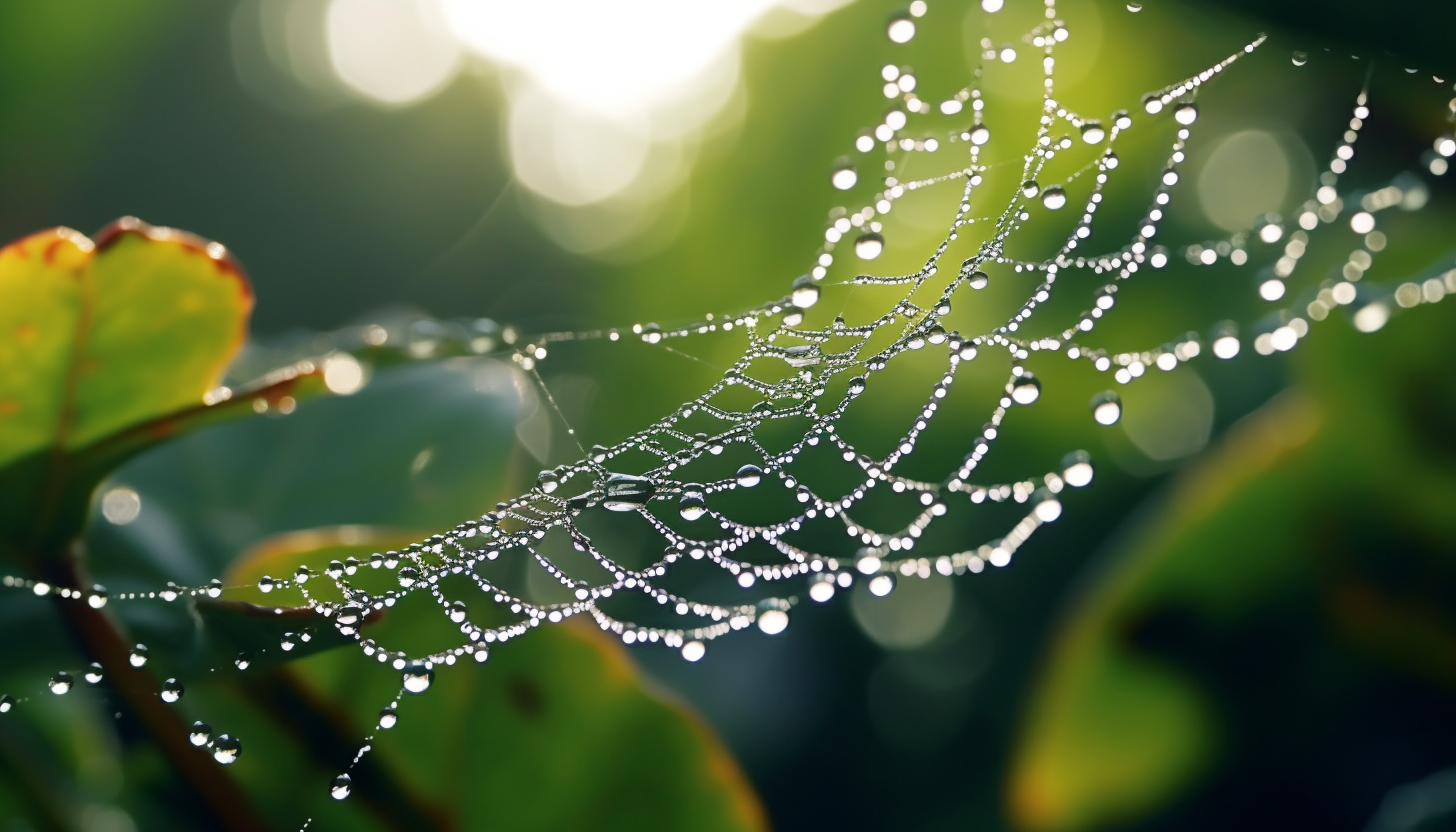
<box><xmin>855</xmin><ymin>233</ymin><xmax>885</xmax><ymax>260</ymax></box>
<box><xmin>1091</xmin><ymin>391</ymin><xmax>1123</xmax><ymax>425</ymax></box>
<box><xmin>0</xmin><ymin>695</ymin><xmax>13</xmax><ymax>713</ymax></box>
<box><xmin>1081</xmin><ymin>121</ymin><xmax>1106</xmax><ymax>144</ymax></box>
<box><xmin>84</xmin><ymin>663</ymin><xmax>104</xmax><ymax>685</ymax></box>
<box><xmin>331</xmin><ymin>774</ymin><xmax>352</xmax><ymax>801</ymax></box>
<box><xmin>161</xmin><ymin>678</ymin><xmax>184</xmax><ymax>703</ymax></box>
<box><xmin>1011</xmin><ymin>375</ymin><xmax>1042</xmax><ymax>404</ymax></box>
<box><xmin>398</xmin><ymin>566</ymin><xmax>419</xmax><ymax>588</ymax></box>
<box><xmin>378</xmin><ymin>707</ymin><xmax>398</xmax><ymax>729</ymax></box>
<box><xmin>736</xmin><ymin>465</ymin><xmax>763</xmax><ymax>488</ymax></box>
<box><xmin>536</xmin><ymin>470</ymin><xmax>560</xmax><ymax>494</ymax></box>
<box><xmin>831</xmin><ymin>164</ymin><xmax>858</xmax><ymax>191</ymax></box>
<box><xmin>681</xmin><ymin>641</ymin><xmax>706</xmax><ymax>662</ymax></box>
<box><xmin>1033</xmin><ymin>489</ymin><xmax>1064</xmax><ymax>522</ymax></box>
<box><xmin>1291</xmin><ymin>51</ymin><xmax>1308</xmax><ymax>66</ymax></box>
<box><xmin>294</xmin><ymin>565</ymin><xmax>311</xmax><ymax>584</ymax></box>
<box><xmin>129</xmin><ymin>645</ymin><xmax>149</xmax><ymax>668</ymax></box>
<box><xmin>190</xmin><ymin>721</ymin><xmax>212</xmax><ymax>746</ymax></box>
<box><xmin>402</xmin><ymin>664</ymin><xmax>434</xmax><ymax>694</ymax></box>
<box><xmin>280</xmin><ymin>632</ymin><xmax>297</xmax><ymax>652</ymax></box>
<box><xmin>1021</xmin><ymin>180</ymin><xmax>1041</xmax><ymax>198</ymax></box>
<box><xmin>1174</xmin><ymin>102</ymin><xmax>1199</xmax><ymax>125</ymax></box>
<box><xmin>1142</xmin><ymin>94</ymin><xmax>1163</xmax><ymax>115</ymax></box>
<box><xmin>679</xmin><ymin>491</ymin><xmax>707</xmax><ymax>521</ymax></box>
<box><xmin>1061</xmin><ymin>450</ymin><xmax>1095</xmax><ymax>487</ymax></box>
<box><xmin>257</xmin><ymin>575</ymin><xmax>275</xmax><ymax>593</ymax></box>
<box><xmin>1112</xmin><ymin>109</ymin><xmax>1132</xmax><ymax>130</ymax></box>
<box><xmin>1041</xmin><ymin>186</ymin><xmax>1067</xmax><ymax>210</ymax></box>
<box><xmin>234</xmin><ymin>654</ymin><xmax>251</xmax><ymax>671</ymax></box>
<box><xmin>967</xmin><ymin>270</ymin><xmax>989</xmax><ymax>290</ymax></box>
<box><xmin>848</xmin><ymin>376</ymin><xmax>868</xmax><ymax>397</ymax></box>
<box><xmin>1126</xmin><ymin>1</ymin><xmax>1142</xmax><ymax>11</ymax></box>
<box><xmin>757</xmin><ymin>608</ymin><xmax>789</xmax><ymax>635</ymax></box>
<box><xmin>868</xmin><ymin>574</ymin><xmax>896</xmax><ymax>597</ymax></box>
<box><xmin>887</xmin><ymin>13</ymin><xmax>915</xmax><ymax>43</ymax></box>
<box><xmin>809</xmin><ymin>577</ymin><xmax>836</xmax><ymax>603</ymax></box>
<box><xmin>49</xmin><ymin>672</ymin><xmax>73</xmax><ymax>695</ymax></box>
<box><xmin>969</xmin><ymin>125</ymin><xmax>991</xmax><ymax>146</ymax></box>
<box><xmin>448</xmin><ymin>601</ymin><xmax>468</xmax><ymax>624</ymax></box>
<box><xmin>212</xmin><ymin>734</ymin><xmax>241</xmax><ymax>764</ymax></box>
<box><xmin>790</xmin><ymin>275</ymin><xmax>820</xmax><ymax>309</ymax></box>
<box><xmin>602</xmin><ymin>473</ymin><xmax>656</xmax><ymax>511</ymax></box>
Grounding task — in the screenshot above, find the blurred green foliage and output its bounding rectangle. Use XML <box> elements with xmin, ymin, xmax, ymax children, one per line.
<box><xmin>0</xmin><ymin>0</ymin><xmax>1454</xmax><ymax>831</ymax></box>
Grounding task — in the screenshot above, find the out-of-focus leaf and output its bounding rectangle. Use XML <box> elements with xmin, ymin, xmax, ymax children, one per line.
<box><xmin>0</xmin><ymin>218</ymin><xmax>269</xmax><ymax>554</ymax></box>
<box><xmin>1010</xmin><ymin>302</ymin><xmax>1456</xmax><ymax>831</ymax></box>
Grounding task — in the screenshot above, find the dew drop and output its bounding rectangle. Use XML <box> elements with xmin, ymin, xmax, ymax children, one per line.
<box><xmin>790</xmin><ymin>275</ymin><xmax>821</xmax><ymax>309</ymax></box>
<box><xmin>757</xmin><ymin>608</ymin><xmax>789</xmax><ymax>635</ymax></box>
<box><xmin>1041</xmin><ymin>186</ymin><xmax>1067</xmax><ymax>210</ymax></box>
<box><xmin>280</xmin><ymin>633</ymin><xmax>296</xmax><ymax>652</ymax></box>
<box><xmin>294</xmin><ymin>565</ymin><xmax>311</xmax><ymax>584</ymax></box>
<box><xmin>967</xmin><ymin>270</ymin><xmax>989</xmax><ymax>290</ymax></box>
<box><xmin>1142</xmin><ymin>94</ymin><xmax>1163</xmax><ymax>115</ymax></box>
<box><xmin>212</xmin><ymin>734</ymin><xmax>241</xmax><ymax>765</ymax></box>
<box><xmin>129</xmin><ymin>645</ymin><xmax>149</xmax><ymax>668</ymax></box>
<box><xmin>448</xmin><ymin>601</ymin><xmax>468</xmax><ymax>624</ymax></box>
<box><xmin>1112</xmin><ymin>109</ymin><xmax>1132</xmax><ymax>130</ymax></box>
<box><xmin>736</xmin><ymin>465</ymin><xmax>763</xmax><ymax>488</ymax></box>
<box><xmin>969</xmin><ymin>125</ymin><xmax>990</xmax><ymax>146</ymax></box>
<box><xmin>1033</xmin><ymin>488</ymin><xmax>1064</xmax><ymax>522</ymax></box>
<box><xmin>1080</xmin><ymin>121</ymin><xmax>1106</xmax><ymax>144</ymax></box>
<box><xmin>848</xmin><ymin>376</ymin><xmax>867</xmax><ymax>397</ymax></box>
<box><xmin>1291</xmin><ymin>51</ymin><xmax>1308</xmax><ymax>66</ymax></box>
<box><xmin>681</xmin><ymin>640</ymin><xmax>706</xmax><ymax>662</ymax></box>
<box><xmin>602</xmin><ymin>473</ymin><xmax>656</xmax><ymax>511</ymax></box>
<box><xmin>1010</xmin><ymin>374</ymin><xmax>1042</xmax><ymax>405</ymax></box>
<box><xmin>1173</xmin><ymin>102</ymin><xmax>1199</xmax><ymax>125</ymax></box>
<box><xmin>84</xmin><ymin>663</ymin><xmax>104</xmax><ymax>685</ymax></box>
<box><xmin>190</xmin><ymin>721</ymin><xmax>212</xmax><ymax>747</ymax></box>
<box><xmin>398</xmin><ymin>566</ymin><xmax>419</xmax><ymax>588</ymax></box>
<box><xmin>0</xmin><ymin>694</ymin><xmax>13</xmax><ymax>713</ymax></box>
<box><xmin>402</xmin><ymin>664</ymin><xmax>434</xmax><ymax>694</ymax></box>
<box><xmin>679</xmin><ymin>492</ymin><xmax>707</xmax><ymax>521</ymax></box>
<box><xmin>1021</xmin><ymin>180</ymin><xmax>1041</xmax><ymax>198</ymax></box>
<box><xmin>831</xmin><ymin>164</ymin><xmax>858</xmax><ymax>191</ymax></box>
<box><xmin>536</xmin><ymin>470</ymin><xmax>559</xmax><ymax>494</ymax></box>
<box><xmin>1126</xmin><ymin>2</ymin><xmax>1142</xmax><ymax>11</ymax></box>
<box><xmin>855</xmin><ymin>233</ymin><xmax>884</xmax><ymax>260</ymax></box>
<box><xmin>257</xmin><ymin>575</ymin><xmax>274</xmax><ymax>593</ymax></box>
<box><xmin>378</xmin><ymin>707</ymin><xmax>398</xmax><ymax>729</ymax></box>
<box><xmin>886</xmin><ymin>13</ymin><xmax>915</xmax><ymax>43</ymax></box>
<box><xmin>808</xmin><ymin>577</ymin><xmax>836</xmax><ymax>603</ymax></box>
<box><xmin>49</xmin><ymin>672</ymin><xmax>73</xmax><ymax>695</ymax></box>
<box><xmin>1062</xmin><ymin>450</ymin><xmax>1095</xmax><ymax>487</ymax></box>
<box><xmin>234</xmin><ymin>653</ymin><xmax>252</xmax><ymax>671</ymax></box>
<box><xmin>868</xmin><ymin>574</ymin><xmax>896</xmax><ymax>597</ymax></box>
<box><xmin>1091</xmin><ymin>391</ymin><xmax>1123</xmax><ymax>425</ymax></box>
<box><xmin>160</xmin><ymin>678</ymin><xmax>184</xmax><ymax>703</ymax></box>
<box><xmin>331</xmin><ymin>773</ymin><xmax>352</xmax><ymax>801</ymax></box>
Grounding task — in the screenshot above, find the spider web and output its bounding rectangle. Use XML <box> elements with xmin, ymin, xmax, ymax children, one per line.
<box><xmin>7</xmin><ymin>0</ymin><xmax>1456</xmax><ymax>814</ymax></box>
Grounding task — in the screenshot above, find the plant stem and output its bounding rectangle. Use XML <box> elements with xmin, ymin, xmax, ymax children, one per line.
<box><xmin>43</xmin><ymin>548</ymin><xmax>270</xmax><ymax>832</ymax></box>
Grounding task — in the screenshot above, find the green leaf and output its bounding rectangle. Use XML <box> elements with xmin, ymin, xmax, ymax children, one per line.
<box><xmin>0</xmin><ymin>218</ymin><xmax>259</xmax><ymax>555</ymax></box>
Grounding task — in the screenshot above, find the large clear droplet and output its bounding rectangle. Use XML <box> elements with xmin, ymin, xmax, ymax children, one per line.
<box><xmin>1142</xmin><ymin>94</ymin><xmax>1163</xmax><ymax>115</ymax></box>
<box><xmin>831</xmin><ymin>164</ymin><xmax>858</xmax><ymax>191</ymax></box>
<box><xmin>1021</xmin><ymin>180</ymin><xmax>1041</xmax><ymax>198</ymax></box>
<box><xmin>848</xmin><ymin>376</ymin><xmax>867</xmax><ymax>397</ymax></box>
<box><xmin>757</xmin><ymin>608</ymin><xmax>789</xmax><ymax>635</ymax></box>
<box><xmin>0</xmin><ymin>694</ymin><xmax>13</xmax><ymax>713</ymax></box>
<box><xmin>1062</xmin><ymin>450</ymin><xmax>1095</xmax><ymax>487</ymax></box>
<box><xmin>402</xmin><ymin>664</ymin><xmax>434</xmax><ymax>694</ymax></box>
<box><xmin>49</xmin><ymin>672</ymin><xmax>73</xmax><ymax>695</ymax></box>
<box><xmin>736</xmin><ymin>465</ymin><xmax>763</xmax><ymax>488</ymax></box>
<box><xmin>1080</xmin><ymin>121</ymin><xmax>1106</xmax><ymax>143</ymax></box>
<box><xmin>212</xmin><ymin>734</ymin><xmax>241</xmax><ymax>765</ymax></box>
<box><xmin>536</xmin><ymin>470</ymin><xmax>559</xmax><ymax>494</ymax></box>
<box><xmin>808</xmin><ymin>577</ymin><xmax>836</xmax><ymax>603</ymax></box>
<box><xmin>969</xmin><ymin>125</ymin><xmax>990</xmax><ymax>146</ymax></box>
<box><xmin>1173</xmin><ymin>102</ymin><xmax>1199</xmax><ymax>125</ymax></box>
<box><xmin>1112</xmin><ymin>109</ymin><xmax>1133</xmax><ymax>130</ymax></box>
<box><xmin>1126</xmin><ymin>2</ymin><xmax>1142</xmax><ymax>11</ymax></box>
<box><xmin>257</xmin><ymin>575</ymin><xmax>274</xmax><ymax>593</ymax></box>
<box><xmin>855</xmin><ymin>233</ymin><xmax>884</xmax><ymax>260</ymax></box>
<box><xmin>681</xmin><ymin>641</ymin><xmax>706</xmax><ymax>662</ymax></box>
<box><xmin>679</xmin><ymin>492</ymin><xmax>707</xmax><ymax>521</ymax></box>
<box><xmin>1091</xmin><ymin>391</ymin><xmax>1123</xmax><ymax>425</ymax></box>
<box><xmin>1033</xmin><ymin>488</ymin><xmax>1063</xmax><ymax>522</ymax></box>
<box><xmin>602</xmin><ymin>473</ymin><xmax>656</xmax><ymax>512</ymax></box>
<box><xmin>398</xmin><ymin>566</ymin><xmax>419</xmax><ymax>588</ymax></box>
<box><xmin>129</xmin><ymin>644</ymin><xmax>149</xmax><ymax>668</ymax></box>
<box><xmin>1010</xmin><ymin>374</ymin><xmax>1042</xmax><ymax>405</ymax></box>
<box><xmin>190</xmin><ymin>721</ymin><xmax>212</xmax><ymax>747</ymax></box>
<box><xmin>868</xmin><ymin>574</ymin><xmax>895</xmax><ymax>597</ymax></box>
<box><xmin>84</xmin><ymin>663</ymin><xmax>104</xmax><ymax>685</ymax></box>
<box><xmin>331</xmin><ymin>773</ymin><xmax>352</xmax><ymax>801</ymax></box>
<box><xmin>967</xmin><ymin>270</ymin><xmax>989</xmax><ymax>290</ymax></box>
<box><xmin>1041</xmin><ymin>186</ymin><xmax>1067</xmax><ymax>210</ymax></box>
<box><xmin>1291</xmin><ymin>51</ymin><xmax>1308</xmax><ymax>67</ymax></box>
<box><xmin>886</xmin><ymin>13</ymin><xmax>915</xmax><ymax>43</ymax></box>
<box><xmin>161</xmin><ymin>678</ymin><xmax>184</xmax><ymax>704</ymax></box>
<box><xmin>378</xmin><ymin>707</ymin><xmax>398</xmax><ymax>730</ymax></box>
<box><xmin>790</xmin><ymin>275</ymin><xmax>821</xmax><ymax>309</ymax></box>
